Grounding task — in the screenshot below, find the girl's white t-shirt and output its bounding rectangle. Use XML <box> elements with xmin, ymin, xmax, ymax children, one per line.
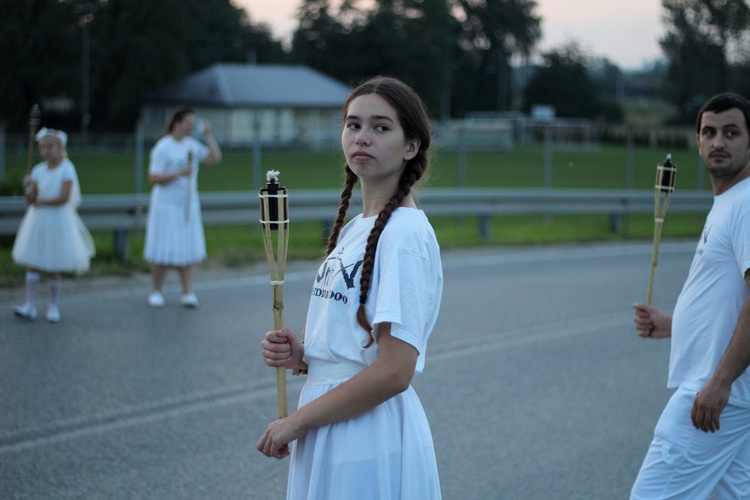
<box><xmin>303</xmin><ymin>208</ymin><xmax>443</xmax><ymax>373</ymax></box>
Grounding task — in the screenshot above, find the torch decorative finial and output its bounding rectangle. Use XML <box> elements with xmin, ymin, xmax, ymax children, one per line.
<box><xmin>266</xmin><ymin>170</ymin><xmax>280</xmax><ymax>183</ymax></box>
<box><xmin>259</xmin><ymin>170</ymin><xmax>290</xmax><ymax>418</ymax></box>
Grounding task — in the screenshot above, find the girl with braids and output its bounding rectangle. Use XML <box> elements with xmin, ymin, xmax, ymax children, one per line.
<box><xmin>257</xmin><ymin>76</ymin><xmax>443</xmax><ymax>499</ymax></box>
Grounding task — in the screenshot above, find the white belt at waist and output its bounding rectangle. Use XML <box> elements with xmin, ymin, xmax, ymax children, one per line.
<box><xmin>307</xmin><ymin>361</ymin><xmax>366</xmax><ymax>385</ymax></box>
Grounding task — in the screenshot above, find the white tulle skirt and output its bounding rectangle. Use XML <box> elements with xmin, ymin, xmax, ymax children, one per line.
<box><xmin>143</xmin><ymin>193</ymin><xmax>206</xmax><ymax>266</ymax></box>
<box><xmin>287</xmin><ymin>363</ymin><xmax>442</xmax><ymax>500</ymax></box>
<box><xmin>12</xmin><ymin>204</ymin><xmax>95</xmax><ymax>273</ymax></box>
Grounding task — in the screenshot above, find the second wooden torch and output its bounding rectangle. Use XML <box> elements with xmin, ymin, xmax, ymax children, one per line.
<box><xmin>259</xmin><ymin>170</ymin><xmax>290</xmax><ymax>418</ymax></box>
<box><xmin>26</xmin><ymin>104</ymin><xmax>41</xmax><ymax>174</ymax></box>
<box><xmin>646</xmin><ymin>154</ymin><xmax>676</xmax><ymax>304</ymax></box>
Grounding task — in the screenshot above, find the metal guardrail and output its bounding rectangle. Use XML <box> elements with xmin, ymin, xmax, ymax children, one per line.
<box><xmin>0</xmin><ymin>188</ymin><xmax>713</xmax><ymax>259</ymax></box>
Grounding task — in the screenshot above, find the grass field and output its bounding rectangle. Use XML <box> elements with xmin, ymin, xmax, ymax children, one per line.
<box><xmin>0</xmin><ymin>144</ymin><xmax>710</xmax><ymax>287</ymax></box>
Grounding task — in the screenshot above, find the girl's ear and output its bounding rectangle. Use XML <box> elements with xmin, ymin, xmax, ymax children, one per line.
<box><xmin>404</xmin><ymin>138</ymin><xmax>420</xmax><ymax>161</ymax></box>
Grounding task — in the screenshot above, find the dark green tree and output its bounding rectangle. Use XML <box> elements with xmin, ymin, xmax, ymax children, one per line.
<box><xmin>730</xmin><ymin>60</ymin><xmax>750</xmax><ymax>98</ymax></box>
<box><xmin>355</xmin><ymin>0</ymin><xmax>461</xmax><ymax>118</ymax></box>
<box><xmin>394</xmin><ymin>0</ymin><xmax>462</xmax><ymax>120</ymax></box>
<box><xmin>0</xmin><ymin>0</ymin><xmax>285</xmax><ymax>132</ymax></box>
<box><xmin>95</xmin><ymin>0</ymin><xmax>192</xmax><ymax>130</ymax></box>
<box><xmin>523</xmin><ymin>42</ymin><xmax>600</xmax><ymax>120</ymax></box>
<box><xmin>660</xmin><ymin>0</ymin><xmax>750</xmax><ymax>123</ymax></box>
<box><xmin>588</xmin><ymin>58</ymin><xmax>625</xmax><ymax>123</ymax></box>
<box><xmin>590</xmin><ymin>58</ymin><xmax>624</xmax><ymax>99</ymax></box>
<box><xmin>245</xmin><ymin>22</ymin><xmax>288</xmax><ymax>64</ymax></box>
<box><xmin>291</xmin><ymin>0</ymin><xmax>461</xmax><ymax>118</ymax></box>
<box><xmin>454</xmin><ymin>0</ymin><xmax>541</xmax><ymax>113</ymax></box>
<box><xmin>98</xmin><ymin>0</ymin><xmax>285</xmax><ymax>129</ymax></box>
<box><xmin>0</xmin><ymin>0</ymin><xmax>81</xmax><ymax>131</ymax></box>
<box><xmin>290</xmin><ymin>0</ymin><xmax>352</xmax><ymax>80</ymax></box>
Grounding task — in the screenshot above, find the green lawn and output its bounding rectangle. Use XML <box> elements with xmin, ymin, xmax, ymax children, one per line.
<box><xmin>2</xmin><ymin>144</ymin><xmax>710</xmax><ymax>193</ymax></box>
<box><xmin>0</xmin><ymin>144</ymin><xmax>710</xmax><ymax>287</ymax></box>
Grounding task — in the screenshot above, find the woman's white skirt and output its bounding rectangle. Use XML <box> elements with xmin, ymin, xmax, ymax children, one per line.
<box><xmin>143</xmin><ymin>195</ymin><xmax>206</xmax><ymax>266</ymax></box>
<box><xmin>287</xmin><ymin>363</ymin><xmax>442</xmax><ymax>499</ymax></box>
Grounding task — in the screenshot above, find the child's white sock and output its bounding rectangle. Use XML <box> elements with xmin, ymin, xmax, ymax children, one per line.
<box><xmin>49</xmin><ymin>279</ymin><xmax>62</xmax><ymax>307</ymax></box>
<box><xmin>25</xmin><ymin>271</ymin><xmax>40</xmax><ymax>307</ymax></box>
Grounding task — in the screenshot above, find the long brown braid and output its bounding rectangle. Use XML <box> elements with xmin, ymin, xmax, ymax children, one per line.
<box><xmin>325</xmin><ymin>76</ymin><xmax>431</xmax><ymax>346</ymax></box>
<box><xmin>325</xmin><ymin>166</ymin><xmax>359</xmax><ymax>256</ymax></box>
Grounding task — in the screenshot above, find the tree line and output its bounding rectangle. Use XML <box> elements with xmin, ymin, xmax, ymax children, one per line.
<box><xmin>1</xmin><ymin>0</ymin><xmax>748</xmax><ymax>134</ymax></box>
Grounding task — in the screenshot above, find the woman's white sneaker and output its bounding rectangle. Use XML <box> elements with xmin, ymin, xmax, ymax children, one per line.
<box><xmin>148</xmin><ymin>291</ymin><xmax>165</xmax><ymax>308</ymax></box>
<box><xmin>181</xmin><ymin>293</ymin><xmax>199</xmax><ymax>308</ymax></box>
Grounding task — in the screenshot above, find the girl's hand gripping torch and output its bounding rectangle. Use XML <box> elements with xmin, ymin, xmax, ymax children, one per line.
<box><xmin>646</xmin><ymin>154</ymin><xmax>676</xmax><ymax>304</ymax></box>
<box><xmin>259</xmin><ymin>170</ymin><xmax>290</xmax><ymax>418</ymax></box>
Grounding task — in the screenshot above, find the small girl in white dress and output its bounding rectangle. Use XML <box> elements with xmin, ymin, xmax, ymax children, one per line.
<box><xmin>12</xmin><ymin>128</ymin><xmax>95</xmax><ymax>322</ymax></box>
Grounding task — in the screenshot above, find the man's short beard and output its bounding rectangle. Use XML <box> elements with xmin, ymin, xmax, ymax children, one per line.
<box><xmin>706</xmin><ymin>154</ymin><xmax>750</xmax><ymax>179</ymax></box>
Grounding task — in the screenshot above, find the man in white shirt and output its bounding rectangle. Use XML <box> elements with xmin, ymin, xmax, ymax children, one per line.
<box><xmin>631</xmin><ymin>93</ymin><xmax>750</xmax><ymax>499</ymax></box>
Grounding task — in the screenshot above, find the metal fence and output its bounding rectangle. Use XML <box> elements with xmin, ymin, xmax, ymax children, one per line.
<box><xmin>0</xmin><ymin>188</ymin><xmax>713</xmax><ymax>260</ymax></box>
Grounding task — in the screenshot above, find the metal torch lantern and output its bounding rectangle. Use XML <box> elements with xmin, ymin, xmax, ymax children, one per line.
<box><xmin>646</xmin><ymin>154</ymin><xmax>676</xmax><ymax>304</ymax></box>
<box><xmin>259</xmin><ymin>170</ymin><xmax>290</xmax><ymax>418</ymax></box>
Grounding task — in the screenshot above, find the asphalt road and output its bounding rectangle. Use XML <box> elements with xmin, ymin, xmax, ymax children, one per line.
<box><xmin>0</xmin><ymin>241</ymin><xmax>695</xmax><ymax>499</ymax></box>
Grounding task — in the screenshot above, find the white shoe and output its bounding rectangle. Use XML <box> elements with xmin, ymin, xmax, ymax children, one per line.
<box><xmin>13</xmin><ymin>303</ymin><xmax>37</xmax><ymax>320</ymax></box>
<box><xmin>148</xmin><ymin>291</ymin><xmax>165</xmax><ymax>308</ymax></box>
<box><xmin>181</xmin><ymin>292</ymin><xmax>199</xmax><ymax>308</ymax></box>
<box><xmin>46</xmin><ymin>306</ymin><xmax>61</xmax><ymax>323</ymax></box>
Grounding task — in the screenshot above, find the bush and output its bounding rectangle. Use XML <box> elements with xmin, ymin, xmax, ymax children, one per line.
<box><xmin>0</xmin><ymin>170</ymin><xmax>24</xmax><ymax>196</ymax></box>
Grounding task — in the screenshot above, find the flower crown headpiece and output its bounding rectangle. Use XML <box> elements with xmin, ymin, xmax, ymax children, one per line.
<box><xmin>35</xmin><ymin>127</ymin><xmax>68</xmax><ymax>147</ymax></box>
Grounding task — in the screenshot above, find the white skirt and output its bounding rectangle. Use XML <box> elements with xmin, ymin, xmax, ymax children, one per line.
<box><xmin>143</xmin><ymin>194</ymin><xmax>206</xmax><ymax>266</ymax></box>
<box><xmin>287</xmin><ymin>362</ymin><xmax>442</xmax><ymax>500</ymax></box>
<box><xmin>12</xmin><ymin>204</ymin><xmax>95</xmax><ymax>273</ymax></box>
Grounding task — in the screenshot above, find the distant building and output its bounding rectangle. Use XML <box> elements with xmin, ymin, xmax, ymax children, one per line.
<box><xmin>141</xmin><ymin>63</ymin><xmax>351</xmax><ymax>149</ymax></box>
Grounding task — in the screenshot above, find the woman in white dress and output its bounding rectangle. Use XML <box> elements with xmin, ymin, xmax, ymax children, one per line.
<box><xmin>143</xmin><ymin>105</ymin><xmax>222</xmax><ymax>308</ymax></box>
<box><xmin>12</xmin><ymin>128</ymin><xmax>95</xmax><ymax>322</ymax></box>
<box><xmin>258</xmin><ymin>76</ymin><xmax>443</xmax><ymax>499</ymax></box>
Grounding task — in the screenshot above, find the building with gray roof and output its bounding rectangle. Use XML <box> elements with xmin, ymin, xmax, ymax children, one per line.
<box><xmin>141</xmin><ymin>63</ymin><xmax>351</xmax><ymax>149</ymax></box>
